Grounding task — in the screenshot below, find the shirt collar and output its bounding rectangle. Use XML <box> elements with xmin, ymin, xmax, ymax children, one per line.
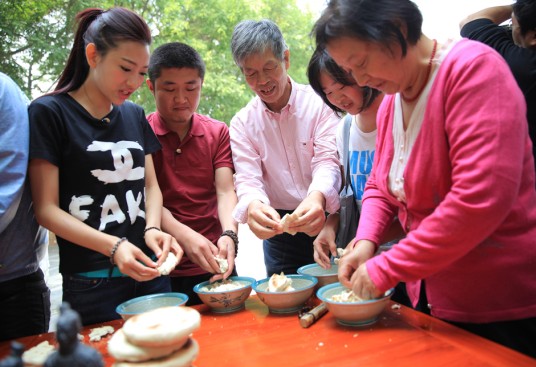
<box><xmin>189</xmin><ymin>113</ymin><xmax>205</xmax><ymax>137</ymax></box>
<box><xmin>262</xmin><ymin>76</ymin><xmax>296</xmax><ymax>115</ymax></box>
<box><xmin>150</xmin><ymin>111</ymin><xmax>204</xmax><ymax>138</ymax></box>
<box><xmin>150</xmin><ymin>112</ymin><xmax>170</xmax><ymax>136</ymax></box>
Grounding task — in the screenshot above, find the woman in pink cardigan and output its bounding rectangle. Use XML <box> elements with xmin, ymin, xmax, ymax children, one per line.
<box><xmin>313</xmin><ymin>0</ymin><xmax>536</xmax><ymax>358</ymax></box>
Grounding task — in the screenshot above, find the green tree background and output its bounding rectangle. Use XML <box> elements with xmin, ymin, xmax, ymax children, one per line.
<box><xmin>0</xmin><ymin>0</ymin><xmax>319</xmax><ymax>124</ymax></box>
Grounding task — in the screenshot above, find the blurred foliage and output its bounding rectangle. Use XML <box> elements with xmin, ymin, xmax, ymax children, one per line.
<box><xmin>0</xmin><ymin>0</ymin><xmax>317</xmax><ymax>123</ymax></box>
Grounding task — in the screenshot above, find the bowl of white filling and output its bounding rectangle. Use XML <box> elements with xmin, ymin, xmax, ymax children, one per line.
<box><xmin>253</xmin><ymin>273</ymin><xmax>317</xmax><ymax>314</ymax></box>
<box><xmin>193</xmin><ymin>276</ymin><xmax>255</xmax><ymax>313</ymax></box>
<box><xmin>115</xmin><ymin>292</ymin><xmax>189</xmax><ymax>320</ymax></box>
<box><xmin>317</xmin><ymin>282</ymin><xmax>394</xmax><ymax>327</ymax></box>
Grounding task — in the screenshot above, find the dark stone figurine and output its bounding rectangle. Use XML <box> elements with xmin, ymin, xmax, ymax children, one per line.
<box><xmin>44</xmin><ymin>302</ymin><xmax>103</xmax><ymax>367</ymax></box>
<box><xmin>0</xmin><ymin>342</ymin><xmax>24</xmax><ymax>367</ymax></box>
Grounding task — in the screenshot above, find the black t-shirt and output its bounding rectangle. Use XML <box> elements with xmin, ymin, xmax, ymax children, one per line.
<box><xmin>461</xmin><ymin>18</ymin><xmax>536</xmax><ymax>169</ymax></box>
<box><xmin>29</xmin><ymin>94</ymin><xmax>161</xmax><ymax>274</ymax></box>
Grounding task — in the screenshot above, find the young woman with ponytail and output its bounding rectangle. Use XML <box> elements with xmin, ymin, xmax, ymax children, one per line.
<box><xmin>28</xmin><ymin>7</ymin><xmax>183</xmax><ymax>325</ymax></box>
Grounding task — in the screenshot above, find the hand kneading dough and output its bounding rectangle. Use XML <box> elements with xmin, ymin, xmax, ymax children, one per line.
<box><xmin>108</xmin><ymin>329</ymin><xmax>186</xmax><ymax>362</ymax></box>
<box><xmin>157</xmin><ymin>252</ymin><xmax>178</xmax><ymax>276</ymax></box>
<box><xmin>122</xmin><ymin>306</ymin><xmax>201</xmax><ymax>348</ymax></box>
<box><xmin>280</xmin><ymin>213</ymin><xmax>298</xmax><ymax>235</ymax></box>
<box><xmin>113</xmin><ymin>338</ymin><xmax>199</xmax><ymax>367</ymax></box>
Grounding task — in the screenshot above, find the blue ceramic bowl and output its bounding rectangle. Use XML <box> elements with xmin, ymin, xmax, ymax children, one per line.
<box><xmin>297</xmin><ymin>263</ymin><xmax>339</xmax><ymax>289</ymax></box>
<box><xmin>317</xmin><ymin>282</ymin><xmax>394</xmax><ymax>327</ymax></box>
<box><xmin>115</xmin><ymin>292</ymin><xmax>189</xmax><ymax>320</ymax></box>
<box><xmin>193</xmin><ymin>276</ymin><xmax>255</xmax><ymax>313</ymax></box>
<box><xmin>253</xmin><ymin>274</ymin><xmax>317</xmax><ymax>314</ymax></box>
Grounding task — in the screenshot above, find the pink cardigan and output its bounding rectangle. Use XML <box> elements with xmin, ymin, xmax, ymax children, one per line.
<box><xmin>358</xmin><ymin>39</ymin><xmax>536</xmax><ymax>323</ymax></box>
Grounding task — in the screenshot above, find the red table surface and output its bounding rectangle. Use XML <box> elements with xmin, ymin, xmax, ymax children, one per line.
<box><xmin>1</xmin><ymin>296</ymin><xmax>534</xmax><ymax>367</ymax></box>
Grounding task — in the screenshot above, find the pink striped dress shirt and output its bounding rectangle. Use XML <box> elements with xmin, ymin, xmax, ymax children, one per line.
<box><xmin>230</xmin><ymin>78</ymin><xmax>341</xmax><ymax>223</ymax></box>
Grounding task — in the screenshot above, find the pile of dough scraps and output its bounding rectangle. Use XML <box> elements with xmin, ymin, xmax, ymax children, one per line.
<box><xmin>268</xmin><ymin>272</ymin><xmax>295</xmax><ymax>292</ymax></box>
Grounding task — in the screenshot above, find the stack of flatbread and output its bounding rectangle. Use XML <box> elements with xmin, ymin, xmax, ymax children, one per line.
<box><xmin>108</xmin><ymin>306</ymin><xmax>201</xmax><ymax>367</ymax></box>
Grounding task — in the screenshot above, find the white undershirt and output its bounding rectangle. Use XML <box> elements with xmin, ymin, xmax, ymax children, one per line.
<box><xmin>388</xmin><ymin>40</ymin><xmax>456</xmax><ymax>202</ymax></box>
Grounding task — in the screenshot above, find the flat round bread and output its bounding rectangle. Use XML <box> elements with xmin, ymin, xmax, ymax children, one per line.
<box><xmin>122</xmin><ymin>306</ymin><xmax>200</xmax><ymax>348</ymax></box>
<box><xmin>113</xmin><ymin>338</ymin><xmax>199</xmax><ymax>367</ymax></box>
<box><xmin>108</xmin><ymin>329</ymin><xmax>187</xmax><ymax>362</ymax></box>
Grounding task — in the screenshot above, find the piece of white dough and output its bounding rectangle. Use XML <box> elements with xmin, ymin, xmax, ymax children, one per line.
<box><xmin>157</xmin><ymin>252</ymin><xmax>178</xmax><ymax>276</ymax></box>
<box><xmin>214</xmin><ymin>255</ymin><xmax>228</xmax><ymax>273</ymax></box>
<box><xmin>280</xmin><ymin>213</ymin><xmax>299</xmax><ymax>235</ymax></box>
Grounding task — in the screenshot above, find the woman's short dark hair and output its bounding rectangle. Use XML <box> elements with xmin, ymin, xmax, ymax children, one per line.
<box><xmin>307</xmin><ymin>47</ymin><xmax>380</xmax><ymax>116</ymax></box>
<box><xmin>513</xmin><ymin>0</ymin><xmax>536</xmax><ymax>36</ymax></box>
<box><xmin>313</xmin><ymin>0</ymin><xmax>423</xmax><ymax>57</ymax></box>
<box><xmin>53</xmin><ymin>7</ymin><xmax>151</xmax><ymax>95</ymax></box>
<box><xmin>149</xmin><ymin>42</ymin><xmax>206</xmax><ymax>82</ymax></box>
